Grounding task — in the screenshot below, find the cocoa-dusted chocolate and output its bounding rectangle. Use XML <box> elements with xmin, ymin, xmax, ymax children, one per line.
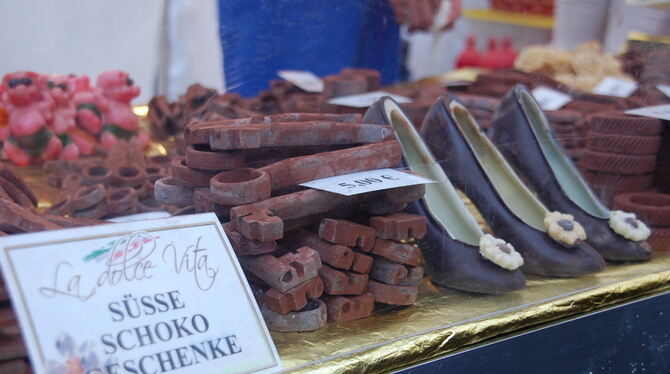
<box><xmin>264</xmin><ymin>277</ymin><xmax>325</xmax><ymax>314</ymax></box>
<box><xmin>240</xmin><ymin>247</ymin><xmax>322</xmax><ymax>292</ymax></box>
<box><xmin>580</xmin><ymin>150</ymin><xmax>656</xmax><ymax>175</ymax></box>
<box><xmin>371</xmin><ymin>239</ymin><xmax>422</xmax><ymax>267</ymax></box>
<box><xmin>154</xmin><ymin>177</ymin><xmax>195</xmax><ymax>207</ymax></box>
<box><xmin>587</xmin><ymin>112</ymin><xmax>663</xmax><ymax>136</ymax></box>
<box><xmin>613</xmin><ymin>191</ymin><xmax>670</xmax><ymax>227</ymax></box>
<box><xmin>318</xmin><ymin>218</ymin><xmax>376</xmax><ymax>251</ymax></box>
<box><xmin>367</xmin><ymin>280</ymin><xmax>418</xmax><ymax>306</ymax></box>
<box><xmin>185</xmin><ymin>144</ymin><xmax>245</xmax><ymax>171</ymax></box>
<box><xmin>281</xmin><ymin>229</ymin><xmax>355</xmax><ymax>270</ymax></box>
<box><xmin>324</xmin><ymin>293</ymin><xmax>375</xmax><ymax>322</ymax></box>
<box><xmin>369</xmin><ymin>212</ymin><xmax>427</xmax><ymax>241</ymax></box>
<box><xmin>260</xmin><ymin>298</ymin><xmax>327</xmax><ymax>332</ymax></box>
<box><xmin>585</xmin><ymin>131</ymin><xmax>661</xmax><ymax>155</ymax></box>
<box><xmin>319</xmin><ymin>265</ymin><xmax>368</xmax><ymax>295</ymax></box>
<box><xmin>222</xmin><ymin>222</ymin><xmax>276</xmax><ymax>256</ymax></box>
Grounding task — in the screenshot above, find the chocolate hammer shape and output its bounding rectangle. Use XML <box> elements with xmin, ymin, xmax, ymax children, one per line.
<box><xmin>318</xmin><ymin>218</ymin><xmax>376</xmax><ymax>251</ymax></box>
<box><xmin>369</xmin><ymin>212</ymin><xmax>427</xmax><ymax>241</ymax></box>
<box><xmin>209</xmin><ymin>122</ymin><xmax>393</xmax><ymax>150</ymax></box>
<box><xmin>210</xmin><ymin>141</ymin><xmax>402</xmax><ymax>205</ymax></box>
<box><xmin>325</xmin><ymin>293</ymin><xmax>375</xmax><ymax>322</ymax></box>
<box><xmin>239</xmin><ymin>247</ymin><xmax>322</xmax><ymax>292</ymax></box>
<box><xmin>265</xmin><ymin>277</ymin><xmax>324</xmax><ymax>314</ymax></box>
<box><xmin>281</xmin><ymin>229</ymin><xmax>355</xmax><ymax>270</ymax></box>
<box><xmin>370</xmin><ymin>257</ymin><xmax>424</xmax><ymax>286</ymax></box>
<box><xmin>260</xmin><ymin>298</ymin><xmax>327</xmax><ymax>332</ymax></box>
<box><xmin>368</xmin><ymin>280</ymin><xmax>418</xmax><ymax>305</ymax></box>
<box><xmin>319</xmin><ymin>265</ymin><xmax>368</xmax><ymax>295</ymax></box>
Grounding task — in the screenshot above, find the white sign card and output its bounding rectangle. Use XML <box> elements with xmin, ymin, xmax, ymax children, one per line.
<box><xmin>277</xmin><ymin>70</ymin><xmax>324</xmax><ymax>93</ymax></box>
<box><xmin>531</xmin><ymin>86</ymin><xmax>572</xmax><ymax>111</ymax></box>
<box><xmin>300</xmin><ymin>168</ymin><xmax>434</xmax><ymax>196</ymax></box>
<box><xmin>656</xmin><ymin>84</ymin><xmax>670</xmax><ymax>98</ymax></box>
<box><xmin>592</xmin><ymin>76</ymin><xmax>638</xmax><ymax>98</ymax></box>
<box><xmin>0</xmin><ymin>213</ymin><xmax>281</xmax><ymax>374</ymax></box>
<box><xmin>625</xmin><ymin>104</ymin><xmax>670</xmax><ymax>121</ymax></box>
<box><xmin>328</xmin><ymin>91</ymin><xmax>412</xmax><ymax>108</ymax></box>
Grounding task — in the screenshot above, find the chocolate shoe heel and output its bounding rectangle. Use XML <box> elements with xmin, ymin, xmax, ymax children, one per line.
<box><xmin>420</xmin><ymin>95</ymin><xmax>604</xmax><ymax>277</ymax></box>
<box><xmin>489</xmin><ymin>85</ymin><xmax>652</xmax><ymax>261</ymax></box>
<box><xmin>363</xmin><ymin>97</ymin><xmax>526</xmax><ymax>294</ymax></box>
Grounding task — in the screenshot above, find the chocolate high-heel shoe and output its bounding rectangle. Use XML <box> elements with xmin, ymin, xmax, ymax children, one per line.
<box><xmin>489</xmin><ymin>85</ymin><xmax>652</xmax><ymax>261</ymax></box>
<box><xmin>364</xmin><ymin>97</ymin><xmax>526</xmax><ymax>294</ymax></box>
<box><xmin>420</xmin><ymin>95</ymin><xmax>605</xmax><ymax>277</ymax></box>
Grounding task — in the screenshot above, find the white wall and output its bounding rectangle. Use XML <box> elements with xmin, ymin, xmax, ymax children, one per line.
<box><xmin>0</xmin><ymin>0</ymin><xmax>223</xmax><ymax>103</ymax></box>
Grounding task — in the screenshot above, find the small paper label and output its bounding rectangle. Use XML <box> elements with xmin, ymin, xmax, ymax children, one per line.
<box><xmin>656</xmin><ymin>84</ymin><xmax>670</xmax><ymax>98</ymax></box>
<box><xmin>592</xmin><ymin>76</ymin><xmax>638</xmax><ymax>97</ymax></box>
<box><xmin>300</xmin><ymin>168</ymin><xmax>434</xmax><ymax>196</ymax></box>
<box><xmin>626</xmin><ymin>104</ymin><xmax>670</xmax><ymax>121</ymax></box>
<box><xmin>0</xmin><ymin>213</ymin><xmax>282</xmax><ymax>374</ymax></box>
<box><xmin>277</xmin><ymin>70</ymin><xmax>323</xmax><ymax>92</ymax></box>
<box><xmin>531</xmin><ymin>86</ymin><xmax>572</xmax><ymax>110</ymax></box>
<box><xmin>328</xmin><ymin>91</ymin><xmax>412</xmax><ymax>108</ymax></box>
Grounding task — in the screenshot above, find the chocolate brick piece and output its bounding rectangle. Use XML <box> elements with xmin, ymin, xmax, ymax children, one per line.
<box><xmin>260</xmin><ymin>298</ymin><xmax>327</xmax><ymax>332</ymax></box>
<box><xmin>222</xmin><ymin>222</ymin><xmax>276</xmax><ymax>255</ymax></box>
<box><xmin>368</xmin><ymin>280</ymin><xmax>418</xmax><ymax>305</ymax></box>
<box><xmin>371</xmin><ymin>239</ymin><xmax>422</xmax><ymax>266</ymax></box>
<box><xmin>369</xmin><ymin>212</ymin><xmax>427</xmax><ymax>241</ymax></box>
<box><xmin>370</xmin><ymin>257</ymin><xmax>424</xmax><ymax>286</ymax></box>
<box><xmin>282</xmin><ymin>229</ymin><xmax>355</xmax><ymax>270</ymax></box>
<box><xmin>318</xmin><ymin>218</ymin><xmax>376</xmax><ymax>251</ymax></box>
<box><xmin>265</xmin><ymin>277</ymin><xmax>325</xmax><ymax>314</ymax></box>
<box><xmin>240</xmin><ymin>247</ymin><xmax>321</xmax><ymax>292</ymax></box>
<box><xmin>319</xmin><ymin>265</ymin><xmax>368</xmax><ymax>295</ymax></box>
<box><xmin>325</xmin><ymin>293</ymin><xmax>375</xmax><ymax>322</ymax></box>
<box><xmin>351</xmin><ymin>252</ymin><xmax>373</xmax><ymax>274</ymax></box>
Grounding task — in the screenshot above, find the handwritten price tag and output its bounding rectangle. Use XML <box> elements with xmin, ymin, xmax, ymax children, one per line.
<box><xmin>328</xmin><ymin>91</ymin><xmax>412</xmax><ymax>108</ymax></box>
<box><xmin>300</xmin><ymin>168</ymin><xmax>434</xmax><ymax>196</ymax></box>
<box><xmin>277</xmin><ymin>70</ymin><xmax>323</xmax><ymax>93</ymax></box>
<box><xmin>0</xmin><ymin>213</ymin><xmax>281</xmax><ymax>374</ymax></box>
<box><xmin>531</xmin><ymin>86</ymin><xmax>571</xmax><ymax>110</ymax></box>
<box><xmin>592</xmin><ymin>76</ymin><xmax>638</xmax><ymax>98</ymax></box>
<box><xmin>626</xmin><ymin>104</ymin><xmax>670</xmax><ymax>121</ymax></box>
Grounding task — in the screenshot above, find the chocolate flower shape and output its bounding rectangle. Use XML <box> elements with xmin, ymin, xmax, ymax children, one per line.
<box><xmin>544</xmin><ymin>211</ymin><xmax>587</xmax><ymax>247</ymax></box>
<box><xmin>609</xmin><ymin>210</ymin><xmax>651</xmax><ymax>242</ymax></box>
<box><xmin>479</xmin><ymin>234</ymin><xmax>524</xmax><ymax>271</ymax></box>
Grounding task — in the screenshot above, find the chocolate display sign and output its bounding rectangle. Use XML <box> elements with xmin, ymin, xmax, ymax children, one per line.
<box><xmin>0</xmin><ymin>213</ymin><xmax>281</xmax><ymax>374</ymax></box>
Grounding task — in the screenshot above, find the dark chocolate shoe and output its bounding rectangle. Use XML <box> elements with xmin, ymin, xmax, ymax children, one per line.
<box><xmin>419</xmin><ymin>95</ymin><xmax>605</xmax><ymax>277</ymax></box>
<box><xmin>364</xmin><ymin>97</ymin><xmax>526</xmax><ymax>294</ymax></box>
<box><xmin>489</xmin><ymin>85</ymin><xmax>652</xmax><ymax>261</ymax></box>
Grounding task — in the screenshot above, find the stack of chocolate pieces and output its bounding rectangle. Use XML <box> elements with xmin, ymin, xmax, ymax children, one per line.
<box><xmin>385</xmin><ymin>82</ymin><xmax>447</xmax><ymax>127</ymax></box>
<box><xmin>580</xmin><ymin>112</ymin><xmax>663</xmax><ymax>205</ymax></box>
<box><xmin>544</xmin><ymin>109</ymin><xmax>586</xmax><ymax>163</ymax></box>
<box><xmin>157</xmin><ymin>112</ymin><xmax>428</xmax><ymax>331</ymax></box>
<box><xmin>283</xmin><ymin>68</ymin><xmax>381</xmax><ymax>115</ymax></box>
<box><xmin>454</xmin><ymin>94</ymin><xmax>500</xmax><ymax>133</ymax></box>
<box><xmin>467</xmin><ymin>69</ymin><xmax>561</xmax><ymax>97</ymax></box>
<box><xmin>612</xmin><ymin>125</ymin><xmax>670</xmax><ymax>251</ymax></box>
<box><xmin>44</xmin><ymin>139</ymin><xmax>175</xmax><ymax>219</ymax></box>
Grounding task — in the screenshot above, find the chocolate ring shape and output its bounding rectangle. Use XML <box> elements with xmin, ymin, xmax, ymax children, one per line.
<box><xmin>112</xmin><ymin>165</ymin><xmax>147</xmax><ymax>188</ymax></box>
<box><xmin>171</xmin><ymin>157</ymin><xmax>217</xmax><ymax>186</ymax></box>
<box><xmin>82</xmin><ymin>164</ymin><xmax>112</xmax><ymax>186</ymax></box>
<box><xmin>185</xmin><ymin>144</ymin><xmax>245</xmax><ymax>171</ymax></box>
<box><xmin>210</xmin><ymin>168</ymin><xmax>271</xmax><ymax>205</ymax></box>
<box><xmin>70</xmin><ymin>184</ymin><xmax>106</xmax><ymax>211</ymax></box>
<box><xmin>73</xmin><ymin>201</ymin><xmax>108</xmax><ymax>219</ymax></box>
<box><xmin>106</xmin><ymin>187</ymin><xmax>139</xmax><ymax>215</ymax></box>
<box><xmin>154</xmin><ymin>177</ymin><xmax>195</xmax><ymax>206</ymax></box>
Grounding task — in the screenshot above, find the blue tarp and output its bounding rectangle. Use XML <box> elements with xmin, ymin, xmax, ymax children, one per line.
<box><xmin>218</xmin><ymin>0</ymin><xmax>401</xmax><ymax>97</ymax></box>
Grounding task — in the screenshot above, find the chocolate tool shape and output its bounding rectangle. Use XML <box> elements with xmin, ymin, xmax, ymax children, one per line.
<box><xmin>260</xmin><ymin>298</ymin><xmax>327</xmax><ymax>332</ymax></box>
<box><xmin>264</xmin><ymin>277</ymin><xmax>325</xmax><ymax>314</ymax></box>
<box><xmin>318</xmin><ymin>218</ymin><xmax>376</xmax><ymax>251</ymax></box>
<box><xmin>208</xmin><ymin>122</ymin><xmax>393</xmax><ymax>150</ymax></box>
<box><xmin>240</xmin><ymin>247</ymin><xmax>322</xmax><ymax>292</ymax></box>
<box><xmin>210</xmin><ymin>140</ymin><xmax>402</xmax><ymax>205</ymax></box>
<box><xmin>371</xmin><ymin>239</ymin><xmax>422</xmax><ymax>267</ymax></box>
<box><xmin>281</xmin><ymin>229</ymin><xmax>355</xmax><ymax>270</ymax></box>
<box><xmin>230</xmin><ymin>184</ymin><xmax>425</xmax><ymax>241</ymax></box>
<box><xmin>368</xmin><ymin>280</ymin><xmax>418</xmax><ymax>305</ymax></box>
<box><xmin>369</xmin><ymin>212</ymin><xmax>427</xmax><ymax>241</ymax></box>
<box><xmin>319</xmin><ymin>265</ymin><xmax>368</xmax><ymax>295</ymax></box>
<box><xmin>370</xmin><ymin>257</ymin><xmax>424</xmax><ymax>286</ymax></box>
<box><xmin>351</xmin><ymin>252</ymin><xmax>374</xmax><ymax>274</ymax></box>
<box><xmin>325</xmin><ymin>293</ymin><xmax>375</xmax><ymax>322</ymax></box>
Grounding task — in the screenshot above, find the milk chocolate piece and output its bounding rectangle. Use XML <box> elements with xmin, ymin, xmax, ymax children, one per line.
<box><xmin>325</xmin><ymin>293</ymin><xmax>375</xmax><ymax>322</ymax></box>
<box><xmin>265</xmin><ymin>277</ymin><xmax>324</xmax><ymax>314</ymax></box>
<box><xmin>367</xmin><ymin>280</ymin><xmax>418</xmax><ymax>305</ymax></box>
<box><xmin>369</xmin><ymin>212</ymin><xmax>427</xmax><ymax>241</ymax></box>
<box><xmin>240</xmin><ymin>247</ymin><xmax>322</xmax><ymax>292</ymax></box>
<box><xmin>318</xmin><ymin>218</ymin><xmax>376</xmax><ymax>251</ymax></box>
<box><xmin>319</xmin><ymin>265</ymin><xmax>368</xmax><ymax>295</ymax></box>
